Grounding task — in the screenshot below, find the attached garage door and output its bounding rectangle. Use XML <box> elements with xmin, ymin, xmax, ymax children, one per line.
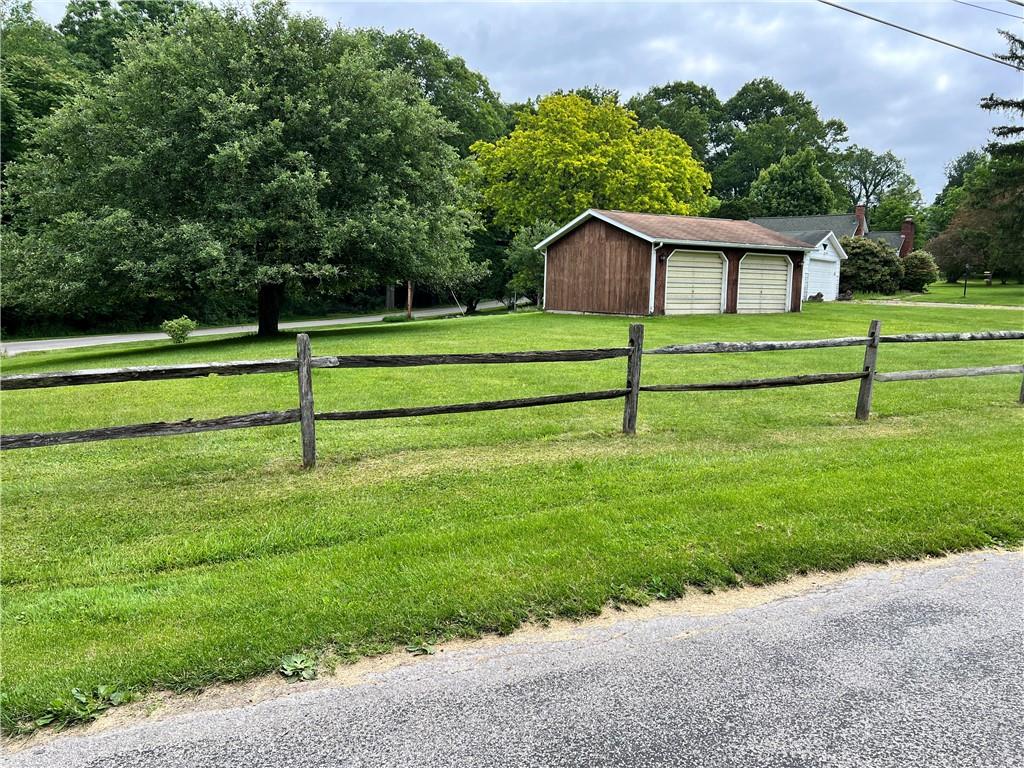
<box><xmin>665</xmin><ymin>251</ymin><xmax>725</xmax><ymax>314</ymax></box>
<box><xmin>738</xmin><ymin>254</ymin><xmax>790</xmax><ymax>313</ymax></box>
<box><xmin>804</xmin><ymin>257</ymin><xmax>839</xmax><ymax>301</ymax></box>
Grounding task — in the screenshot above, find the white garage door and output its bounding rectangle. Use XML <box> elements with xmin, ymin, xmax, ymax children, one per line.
<box><xmin>737</xmin><ymin>254</ymin><xmax>790</xmax><ymax>313</ymax></box>
<box><xmin>804</xmin><ymin>257</ymin><xmax>839</xmax><ymax>301</ymax></box>
<box><xmin>665</xmin><ymin>251</ymin><xmax>725</xmax><ymax>314</ymax></box>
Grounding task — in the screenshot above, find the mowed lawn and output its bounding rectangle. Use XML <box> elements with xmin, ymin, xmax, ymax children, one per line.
<box><xmin>895</xmin><ymin>280</ymin><xmax>1024</xmax><ymax>306</ymax></box>
<box><xmin>2</xmin><ymin>303</ymin><xmax>1023</xmax><ymax>730</ymax></box>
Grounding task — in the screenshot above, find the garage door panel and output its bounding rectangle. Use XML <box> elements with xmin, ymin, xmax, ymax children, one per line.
<box><xmin>737</xmin><ymin>254</ymin><xmax>790</xmax><ymax>313</ymax></box>
<box><xmin>805</xmin><ymin>257</ymin><xmax>839</xmax><ymax>301</ymax></box>
<box><xmin>665</xmin><ymin>251</ymin><xmax>725</xmax><ymax>315</ymax></box>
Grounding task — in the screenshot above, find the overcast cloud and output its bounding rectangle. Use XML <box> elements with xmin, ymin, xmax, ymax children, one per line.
<box><xmin>37</xmin><ymin>0</ymin><xmax>1024</xmax><ymax>199</ymax></box>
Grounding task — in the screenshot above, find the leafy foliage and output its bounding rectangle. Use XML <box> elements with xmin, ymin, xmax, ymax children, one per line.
<box><xmin>837</xmin><ymin>145</ymin><xmax>914</xmax><ymax>209</ymax></box>
<box><xmin>356</xmin><ymin>28</ymin><xmax>507</xmax><ymax>156</ymax></box>
<box><xmin>160</xmin><ymin>315</ymin><xmax>197</xmax><ymax>344</ymax></box>
<box><xmin>0</xmin><ymin>1</ymin><xmax>88</xmax><ymax>164</ymax></box>
<box><xmin>58</xmin><ymin>0</ymin><xmax>192</xmax><ymax>70</ymax></box>
<box><xmin>839</xmin><ymin>236</ymin><xmax>904</xmax><ymax>294</ymax></box>
<box><xmin>505</xmin><ymin>219</ymin><xmax>557</xmax><ymax>304</ymax></box>
<box><xmin>711</xmin><ymin>78</ymin><xmax>847</xmax><ymax>204</ymax></box>
<box><xmin>471</xmin><ymin>94</ymin><xmax>713</xmax><ymax>231</ymax></box>
<box><xmin>748</xmin><ymin>149</ymin><xmax>836</xmax><ymax>216</ymax></box>
<box><xmin>626</xmin><ymin>81</ymin><xmax>724</xmax><ymax>163</ymax></box>
<box><xmin>31</xmin><ymin>685</ymin><xmax>129</xmax><ymax>730</ymax></box>
<box><xmin>900</xmin><ymin>250</ymin><xmax>939</xmax><ymax>292</ymax></box>
<box><xmin>6</xmin><ymin>1</ymin><xmax>480</xmax><ymax>335</ymax></box>
<box><xmin>278</xmin><ymin>652</ymin><xmax>317</xmax><ymax>681</ymax></box>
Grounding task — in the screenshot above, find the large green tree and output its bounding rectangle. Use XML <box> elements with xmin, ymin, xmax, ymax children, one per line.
<box><xmin>356</xmin><ymin>29</ymin><xmax>507</xmax><ymax>156</ymax></box>
<box><xmin>626</xmin><ymin>81</ymin><xmax>725</xmax><ymax>163</ymax></box>
<box><xmin>58</xmin><ymin>0</ymin><xmax>191</xmax><ymax>70</ymax></box>
<box><xmin>471</xmin><ymin>94</ymin><xmax>713</xmax><ymax>231</ymax></box>
<box><xmin>710</xmin><ymin>78</ymin><xmax>847</xmax><ymax>204</ymax></box>
<box><xmin>836</xmin><ymin>145</ymin><xmax>914</xmax><ymax>209</ymax></box>
<box><xmin>0</xmin><ymin>2</ymin><xmax>88</xmax><ymax>165</ymax></box>
<box><xmin>5</xmin><ymin>1</ymin><xmax>479</xmax><ymax>334</ymax></box>
<box><xmin>747</xmin><ymin>148</ymin><xmax>835</xmax><ymax>217</ymax></box>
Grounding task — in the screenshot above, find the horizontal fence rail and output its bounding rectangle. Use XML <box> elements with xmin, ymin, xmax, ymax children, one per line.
<box><xmin>874</xmin><ymin>364</ymin><xmax>1024</xmax><ymax>383</ymax></box>
<box><xmin>639</xmin><ymin>371</ymin><xmax>867</xmax><ymax>393</ymax></box>
<box><xmin>647</xmin><ymin>337</ymin><xmax>870</xmax><ymax>355</ymax></box>
<box><xmin>315</xmin><ymin>389</ymin><xmax>630</xmax><ymax>422</ymax></box>
<box><xmin>0</xmin><ymin>359</ymin><xmax>299</xmax><ymax>391</ymax></box>
<box><xmin>878</xmin><ymin>331</ymin><xmax>1024</xmax><ymax>344</ymax></box>
<box><xmin>1</xmin><ymin>321</ymin><xmax>1021</xmax><ymax>462</ymax></box>
<box><xmin>0</xmin><ymin>349</ymin><xmax>632</xmax><ymax>392</ymax></box>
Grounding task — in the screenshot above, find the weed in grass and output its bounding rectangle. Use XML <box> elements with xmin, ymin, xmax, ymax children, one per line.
<box><xmin>29</xmin><ymin>686</ymin><xmax>130</xmax><ymax>731</ymax></box>
<box><xmin>405</xmin><ymin>644</ymin><xmax>436</xmax><ymax>657</ymax></box>
<box><xmin>278</xmin><ymin>653</ymin><xmax>318</xmax><ymax>682</ymax></box>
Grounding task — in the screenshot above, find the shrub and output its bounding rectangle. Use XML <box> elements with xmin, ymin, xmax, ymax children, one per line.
<box><xmin>838</xmin><ymin>236</ymin><xmax>904</xmax><ymax>294</ymax></box>
<box><xmin>160</xmin><ymin>315</ymin><xmax>198</xmax><ymax>344</ymax></box>
<box><xmin>900</xmin><ymin>250</ymin><xmax>940</xmax><ymax>292</ymax></box>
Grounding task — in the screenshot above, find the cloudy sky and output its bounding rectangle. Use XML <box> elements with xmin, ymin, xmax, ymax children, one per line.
<box><xmin>37</xmin><ymin>1</ymin><xmax>1024</xmax><ymax>199</ymax></box>
<box><xmin>308</xmin><ymin>0</ymin><xmax>1022</xmax><ymax>201</ymax></box>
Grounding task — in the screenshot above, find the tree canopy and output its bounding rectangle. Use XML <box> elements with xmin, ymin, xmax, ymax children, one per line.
<box><xmin>471</xmin><ymin>94</ymin><xmax>714</xmax><ymax>231</ymax></box>
<box><xmin>748</xmin><ymin>149</ymin><xmax>836</xmax><ymax>217</ymax></box>
<box><xmin>5</xmin><ymin>0</ymin><xmax>480</xmax><ymax>334</ymax></box>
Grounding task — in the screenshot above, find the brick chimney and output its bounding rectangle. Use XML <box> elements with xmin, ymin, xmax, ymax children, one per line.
<box><xmin>854</xmin><ymin>204</ymin><xmax>866</xmax><ymax>236</ymax></box>
<box><xmin>899</xmin><ymin>216</ymin><xmax>915</xmax><ymax>258</ymax></box>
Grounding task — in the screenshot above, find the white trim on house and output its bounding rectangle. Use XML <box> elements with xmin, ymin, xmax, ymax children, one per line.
<box><xmin>737</xmin><ymin>252</ymin><xmax>794</xmax><ymax>314</ymax></box>
<box><xmin>533</xmin><ymin>210</ymin><xmax>655</xmax><ymax>250</ymax></box>
<box><xmin>541</xmin><ymin>248</ymin><xmax>548</xmax><ymax>310</ymax></box>
<box><xmin>665</xmin><ymin>249</ymin><xmax>728</xmax><ymax>314</ymax></box>
<box><xmin>648</xmin><ymin>241</ymin><xmax>661</xmax><ymax>314</ymax></box>
<box><xmin>533</xmin><ymin>209</ymin><xmax>814</xmax><ymax>254</ymax></box>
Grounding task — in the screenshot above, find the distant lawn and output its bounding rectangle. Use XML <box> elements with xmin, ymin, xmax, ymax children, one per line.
<box><xmin>860</xmin><ymin>280</ymin><xmax>1024</xmax><ymax>306</ymax></box>
<box><xmin>3</xmin><ymin>303</ymin><xmax>1023</xmax><ymax>731</ymax></box>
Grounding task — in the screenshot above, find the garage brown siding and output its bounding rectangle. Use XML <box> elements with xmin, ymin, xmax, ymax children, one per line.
<box><xmin>545</xmin><ymin>219</ymin><xmax>651</xmax><ymax>315</ymax></box>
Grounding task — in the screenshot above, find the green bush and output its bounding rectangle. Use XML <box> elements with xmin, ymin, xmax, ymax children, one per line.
<box><xmin>900</xmin><ymin>249</ymin><xmax>940</xmax><ymax>292</ymax></box>
<box><xmin>160</xmin><ymin>315</ymin><xmax>198</xmax><ymax>344</ymax></box>
<box><xmin>839</xmin><ymin>236</ymin><xmax>904</xmax><ymax>294</ymax></box>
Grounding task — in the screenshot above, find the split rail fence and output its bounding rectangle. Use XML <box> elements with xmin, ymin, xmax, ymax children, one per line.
<box><xmin>1</xmin><ymin>321</ymin><xmax>1021</xmax><ymax>468</ymax></box>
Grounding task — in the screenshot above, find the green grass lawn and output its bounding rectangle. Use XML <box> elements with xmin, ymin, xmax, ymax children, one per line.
<box><xmin>2</xmin><ymin>303</ymin><xmax>1023</xmax><ymax>731</ymax></box>
<box><xmin>861</xmin><ymin>280</ymin><xmax>1024</xmax><ymax>306</ymax></box>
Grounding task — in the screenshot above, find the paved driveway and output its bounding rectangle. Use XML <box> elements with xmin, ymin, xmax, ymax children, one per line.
<box><xmin>8</xmin><ymin>549</ymin><xmax>1023</xmax><ymax>768</ymax></box>
<box><xmin>1</xmin><ymin>302</ymin><xmax>508</xmax><ymax>357</ymax></box>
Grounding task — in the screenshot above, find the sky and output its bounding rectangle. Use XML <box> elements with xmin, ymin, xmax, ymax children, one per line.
<box><xmin>36</xmin><ymin>0</ymin><xmax>1024</xmax><ymax>201</ymax></box>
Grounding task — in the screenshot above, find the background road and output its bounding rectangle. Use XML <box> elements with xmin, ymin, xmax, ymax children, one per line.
<box><xmin>0</xmin><ymin>301</ymin><xmax>507</xmax><ymax>357</ymax></box>
<box><xmin>9</xmin><ymin>550</ymin><xmax>1023</xmax><ymax>768</ymax></box>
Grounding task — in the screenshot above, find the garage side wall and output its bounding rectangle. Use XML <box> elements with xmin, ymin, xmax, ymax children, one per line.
<box><xmin>545</xmin><ymin>219</ymin><xmax>652</xmax><ymax>315</ymax></box>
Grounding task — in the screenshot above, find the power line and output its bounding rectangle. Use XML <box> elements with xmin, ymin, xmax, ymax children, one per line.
<box><xmin>953</xmin><ymin>0</ymin><xmax>1023</xmax><ymax>20</ymax></box>
<box><xmin>816</xmin><ymin>0</ymin><xmax>1024</xmax><ymax>70</ymax></box>
<box><xmin>1003</xmin><ymin>0</ymin><xmax>1024</xmax><ymax>8</ymax></box>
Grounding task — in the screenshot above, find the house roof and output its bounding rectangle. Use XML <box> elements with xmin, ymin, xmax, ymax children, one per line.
<box><xmin>784</xmin><ymin>230</ymin><xmax>832</xmax><ymax>247</ymax></box>
<box><xmin>751</xmin><ymin>214</ymin><xmax>861</xmax><ymax>237</ymax></box>
<box><xmin>535</xmin><ymin>209</ymin><xmax>814</xmax><ymax>252</ymax></box>
<box><xmin>867</xmin><ymin>231</ymin><xmax>905</xmax><ymax>251</ymax></box>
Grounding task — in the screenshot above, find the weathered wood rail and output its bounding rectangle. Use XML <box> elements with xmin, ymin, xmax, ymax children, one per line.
<box><xmin>1</xmin><ymin>322</ymin><xmax>1021</xmax><ymax>463</ymax></box>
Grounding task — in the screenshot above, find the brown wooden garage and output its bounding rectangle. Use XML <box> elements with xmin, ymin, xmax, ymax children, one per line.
<box><xmin>536</xmin><ymin>209</ymin><xmax>812</xmax><ymax>315</ymax></box>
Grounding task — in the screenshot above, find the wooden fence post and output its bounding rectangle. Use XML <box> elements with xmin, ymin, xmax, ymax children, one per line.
<box><xmin>622</xmin><ymin>323</ymin><xmax>645</xmax><ymax>434</ymax></box>
<box><xmin>296</xmin><ymin>333</ymin><xmax>316</xmax><ymax>468</ymax></box>
<box><xmin>855</xmin><ymin>320</ymin><xmax>882</xmax><ymax>421</ymax></box>
<box><xmin>1019</xmin><ymin>370</ymin><xmax>1024</xmax><ymax>405</ymax></box>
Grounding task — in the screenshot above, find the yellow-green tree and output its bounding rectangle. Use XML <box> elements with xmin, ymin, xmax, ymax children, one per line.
<box><xmin>471</xmin><ymin>94</ymin><xmax>714</xmax><ymax>230</ymax></box>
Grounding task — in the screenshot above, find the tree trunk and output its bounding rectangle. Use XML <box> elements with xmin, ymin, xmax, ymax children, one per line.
<box><xmin>257</xmin><ymin>284</ymin><xmax>284</xmax><ymax>336</ymax></box>
<box><xmin>405</xmin><ymin>281</ymin><xmax>414</xmax><ymax>320</ymax></box>
<box><xmin>464</xmin><ymin>297</ymin><xmax>480</xmax><ymax>314</ymax></box>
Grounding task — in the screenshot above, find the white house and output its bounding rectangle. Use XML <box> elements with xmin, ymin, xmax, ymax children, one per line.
<box><xmin>787</xmin><ymin>230</ymin><xmax>847</xmax><ymax>301</ymax></box>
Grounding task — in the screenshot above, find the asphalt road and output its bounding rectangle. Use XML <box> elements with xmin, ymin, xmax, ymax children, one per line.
<box><xmin>0</xmin><ymin>301</ymin><xmax>507</xmax><ymax>357</ymax></box>
<box><xmin>9</xmin><ymin>550</ymin><xmax>1023</xmax><ymax>768</ymax></box>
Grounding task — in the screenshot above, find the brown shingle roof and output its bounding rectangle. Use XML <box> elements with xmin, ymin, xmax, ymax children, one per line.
<box><xmin>593</xmin><ymin>210</ymin><xmax>813</xmax><ymax>249</ymax></box>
